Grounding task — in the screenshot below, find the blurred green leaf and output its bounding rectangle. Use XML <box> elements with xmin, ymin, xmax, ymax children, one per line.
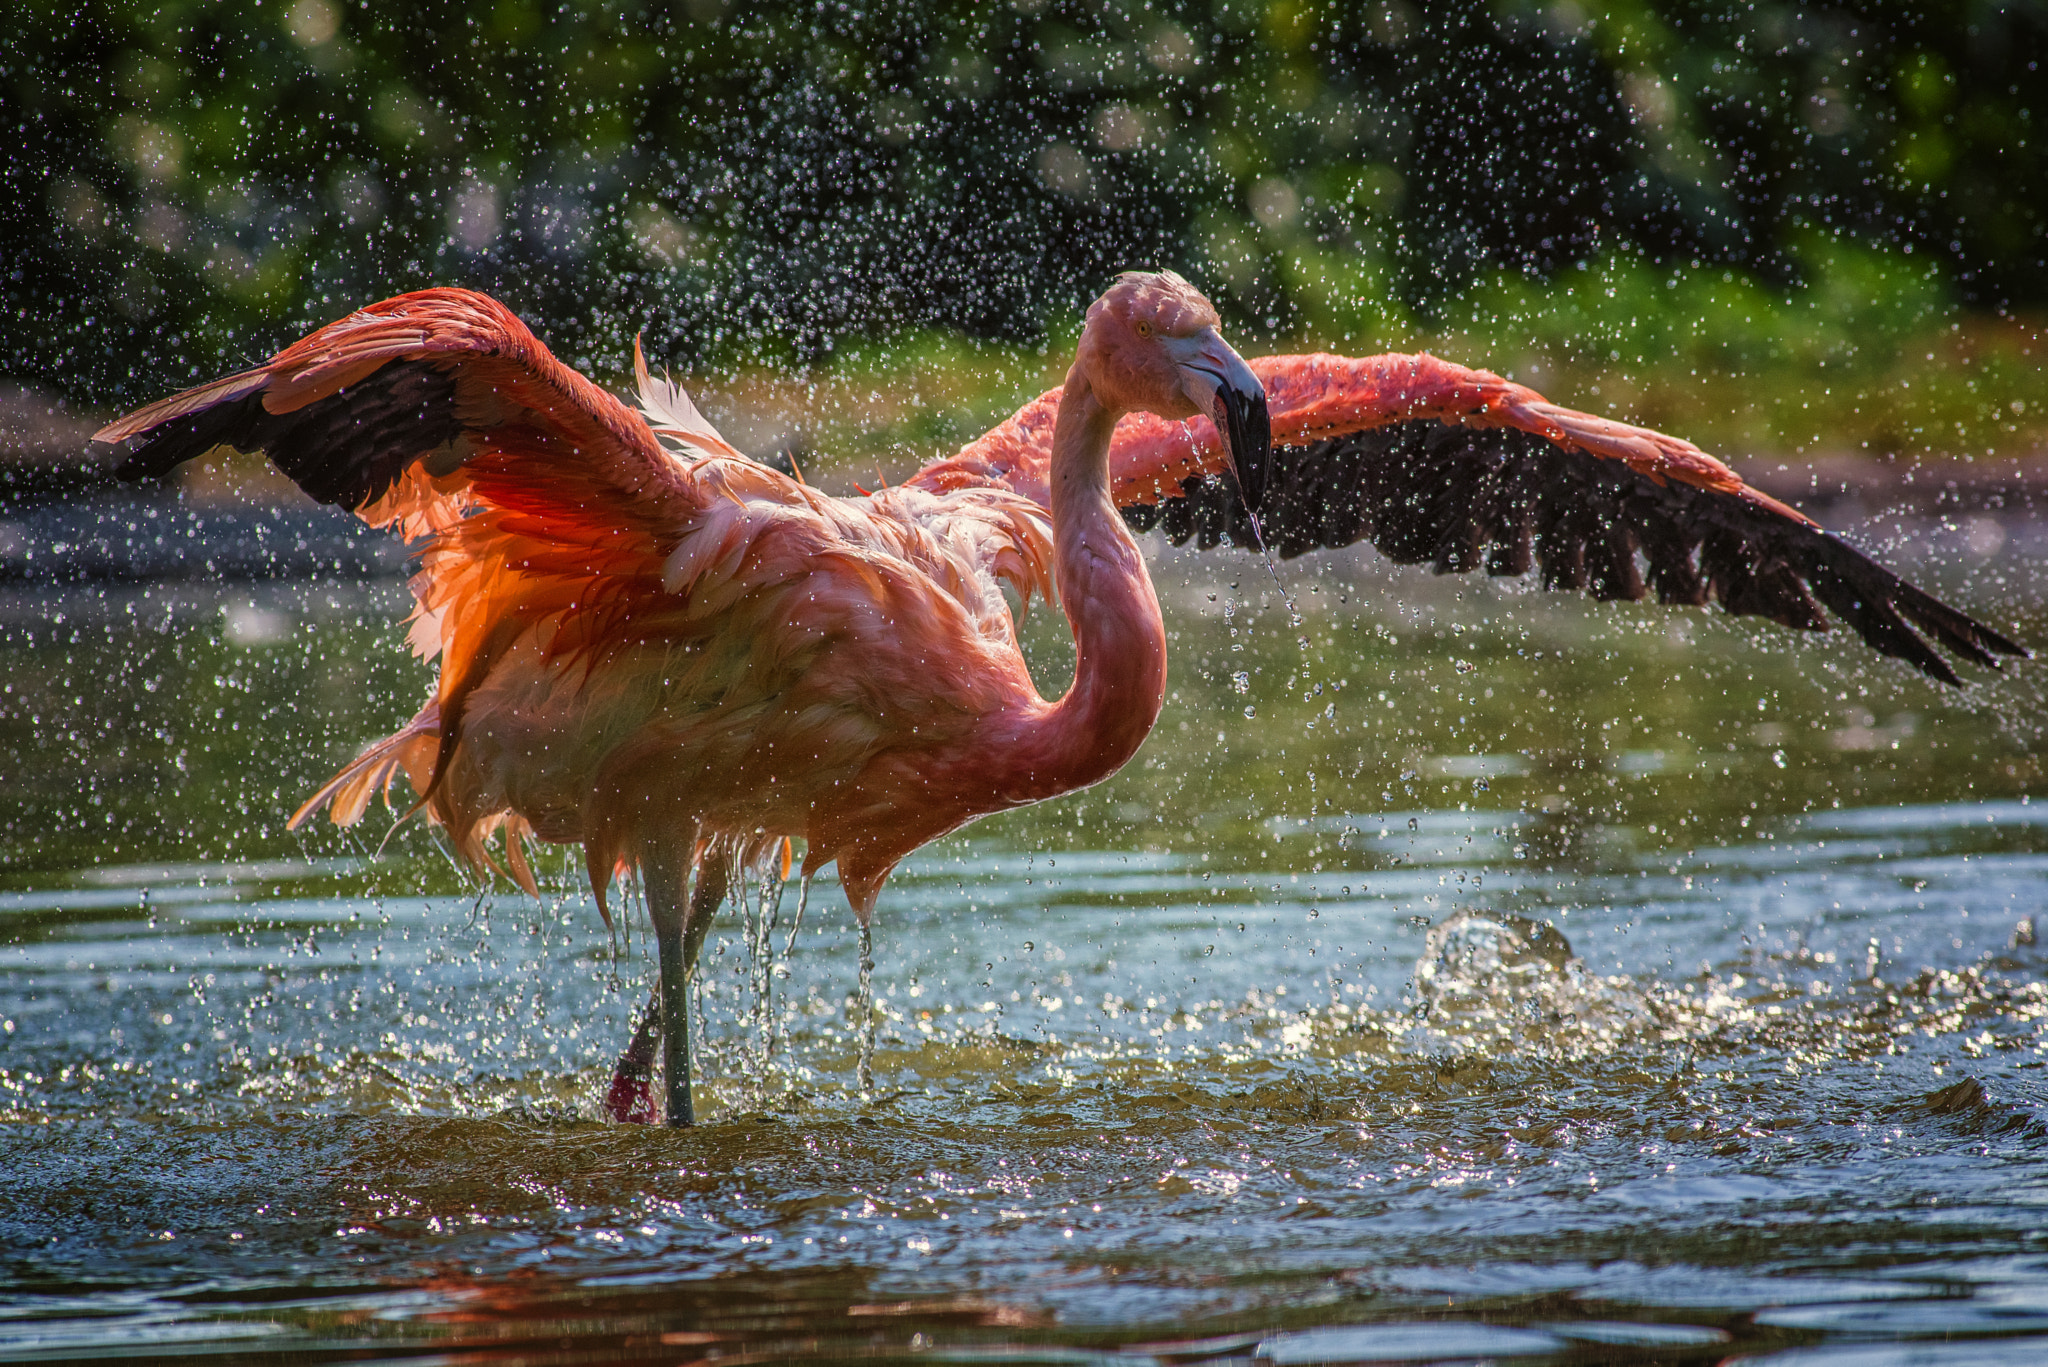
<box><xmin>1</xmin><ymin>0</ymin><xmax>2040</xmax><ymax>430</ymax></box>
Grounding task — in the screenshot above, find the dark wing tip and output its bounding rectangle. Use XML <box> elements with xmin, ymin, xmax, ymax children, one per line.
<box><xmin>102</xmin><ymin>360</ymin><xmax>463</xmax><ymax>514</ymax></box>
<box><xmin>107</xmin><ymin>407</ymin><xmax>246</xmax><ymax>486</ymax></box>
<box><xmin>1797</xmin><ymin>531</ymin><xmax>2028</xmax><ymax>686</ymax></box>
<box><xmin>1123</xmin><ymin>421</ymin><xmax>2027</xmax><ymax>687</ymax></box>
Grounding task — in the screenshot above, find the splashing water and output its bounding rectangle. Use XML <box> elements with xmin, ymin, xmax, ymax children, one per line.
<box><xmin>1412</xmin><ymin>910</ymin><xmax>1588</xmax><ymax>1041</ymax></box>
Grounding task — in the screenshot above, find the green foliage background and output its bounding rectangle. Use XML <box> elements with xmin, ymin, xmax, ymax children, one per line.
<box><xmin>5</xmin><ymin>0</ymin><xmax>2044</xmax><ymax>448</ymax></box>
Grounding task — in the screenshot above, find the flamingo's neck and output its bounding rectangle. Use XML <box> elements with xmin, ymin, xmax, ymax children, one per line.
<box><xmin>1007</xmin><ymin>371</ymin><xmax>1167</xmax><ymax>797</ymax></box>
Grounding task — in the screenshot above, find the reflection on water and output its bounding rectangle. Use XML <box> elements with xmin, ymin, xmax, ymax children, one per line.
<box><xmin>2</xmin><ymin>535</ymin><xmax>2046</xmax><ymax>1364</ymax></box>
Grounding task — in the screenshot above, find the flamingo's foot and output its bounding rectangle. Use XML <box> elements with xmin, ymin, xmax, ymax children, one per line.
<box><xmin>605</xmin><ymin>994</ymin><xmax>663</xmax><ymax>1125</ymax></box>
<box><xmin>605</xmin><ymin>1061</ymin><xmax>659</xmax><ymax>1124</ymax></box>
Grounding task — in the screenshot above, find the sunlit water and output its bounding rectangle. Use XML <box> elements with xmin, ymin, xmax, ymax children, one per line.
<box><xmin>3</xmin><ymin>514</ymin><xmax>2047</xmax><ymax>1364</ymax></box>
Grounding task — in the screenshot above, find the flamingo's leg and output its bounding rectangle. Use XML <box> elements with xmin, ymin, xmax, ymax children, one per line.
<box><xmin>610</xmin><ymin>841</ymin><xmax>730</xmax><ymax>1126</ymax></box>
<box><xmin>644</xmin><ymin>839</ymin><xmax>695</xmax><ymax>1125</ymax></box>
<box><xmin>683</xmin><ymin>854</ymin><xmax>727</xmax><ymax>980</ymax></box>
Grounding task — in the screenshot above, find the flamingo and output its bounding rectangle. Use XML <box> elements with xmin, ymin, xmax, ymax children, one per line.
<box><xmin>95</xmin><ymin>272</ymin><xmax>2025</xmax><ymax>1126</ymax></box>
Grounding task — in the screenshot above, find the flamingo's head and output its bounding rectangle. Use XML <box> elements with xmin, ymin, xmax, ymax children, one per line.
<box><xmin>1082</xmin><ymin>270</ymin><xmax>1272</xmax><ymax>514</ymax></box>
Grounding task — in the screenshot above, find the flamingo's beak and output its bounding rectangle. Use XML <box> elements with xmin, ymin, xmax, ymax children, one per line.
<box><xmin>1171</xmin><ymin>329</ymin><xmax>1272</xmax><ymax>516</ymax></box>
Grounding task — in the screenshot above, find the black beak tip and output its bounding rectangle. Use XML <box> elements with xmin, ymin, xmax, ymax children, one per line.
<box><xmin>1226</xmin><ymin>386</ymin><xmax>1272</xmax><ymax>516</ymax></box>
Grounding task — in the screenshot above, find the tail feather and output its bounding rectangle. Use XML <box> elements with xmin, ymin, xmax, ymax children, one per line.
<box><xmin>289</xmin><ymin>703</ymin><xmax>441</xmax><ymax>831</ymax></box>
<box><xmin>466</xmin><ymin>811</ymin><xmax>542</xmax><ymax>897</ymax></box>
<box><xmin>502</xmin><ymin>818</ymin><xmax>540</xmax><ymax>897</ymax></box>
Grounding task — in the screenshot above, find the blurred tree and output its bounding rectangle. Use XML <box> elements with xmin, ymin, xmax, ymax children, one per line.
<box><xmin>3</xmin><ymin>0</ymin><xmax>2041</xmax><ymax>407</ymax></box>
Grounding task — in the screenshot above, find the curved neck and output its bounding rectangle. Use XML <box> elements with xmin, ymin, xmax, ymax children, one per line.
<box><xmin>1006</xmin><ymin>370</ymin><xmax>1168</xmax><ymax>797</ymax></box>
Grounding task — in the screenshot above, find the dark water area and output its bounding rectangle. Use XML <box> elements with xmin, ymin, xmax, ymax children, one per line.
<box><xmin>3</xmin><ymin>510</ymin><xmax>2047</xmax><ymax>1365</ymax></box>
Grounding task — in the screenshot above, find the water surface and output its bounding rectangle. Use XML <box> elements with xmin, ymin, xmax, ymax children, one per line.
<box><xmin>3</xmin><ymin>519</ymin><xmax>2046</xmax><ymax>1365</ymax></box>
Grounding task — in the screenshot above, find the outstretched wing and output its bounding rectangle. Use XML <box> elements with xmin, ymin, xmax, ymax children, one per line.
<box><xmin>98</xmin><ymin>288</ymin><xmax>713</xmax><ymax>536</ymax></box>
<box><xmin>95</xmin><ymin>288</ymin><xmax>808</xmax><ymax>799</ymax></box>
<box><xmin>934</xmin><ymin>352</ymin><xmax>2026</xmax><ymax>686</ymax></box>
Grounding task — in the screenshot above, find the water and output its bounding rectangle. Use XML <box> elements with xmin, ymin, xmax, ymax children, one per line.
<box><xmin>3</xmin><ymin>520</ymin><xmax>2046</xmax><ymax>1365</ymax></box>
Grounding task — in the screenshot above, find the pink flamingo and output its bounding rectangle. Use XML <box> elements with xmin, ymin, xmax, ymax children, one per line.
<box><xmin>97</xmin><ymin>272</ymin><xmax>2024</xmax><ymax>1125</ymax></box>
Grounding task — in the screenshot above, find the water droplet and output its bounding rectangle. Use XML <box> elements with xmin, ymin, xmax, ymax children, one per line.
<box><xmin>1243</xmin><ymin>705</ymin><xmax>1256</xmax><ymax>718</ymax></box>
<box><xmin>1231</xmin><ymin>670</ymin><xmax>1250</xmax><ymax>694</ymax></box>
<box><xmin>1023</xmin><ymin>941</ymin><xmax>1035</xmax><ymax>952</ymax></box>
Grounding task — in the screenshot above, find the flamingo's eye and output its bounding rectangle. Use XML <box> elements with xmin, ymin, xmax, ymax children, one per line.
<box><xmin>1135</xmin><ymin>321</ymin><xmax>1153</xmax><ymax>338</ymax></box>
